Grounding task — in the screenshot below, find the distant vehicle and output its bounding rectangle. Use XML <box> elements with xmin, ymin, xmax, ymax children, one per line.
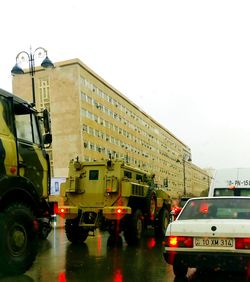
<box><xmin>208</xmin><ymin>168</ymin><xmax>250</xmax><ymax>197</ymax></box>
<box><xmin>163</xmin><ymin>196</ymin><xmax>250</xmax><ymax>277</ymax></box>
<box><xmin>58</xmin><ymin>157</ymin><xmax>171</xmax><ymax>245</ymax></box>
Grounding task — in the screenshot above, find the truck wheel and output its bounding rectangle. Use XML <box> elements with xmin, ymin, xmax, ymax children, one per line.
<box><xmin>124</xmin><ymin>209</ymin><xmax>144</xmax><ymax>245</ymax></box>
<box><xmin>65</xmin><ymin>218</ymin><xmax>88</xmax><ymax>244</ymax></box>
<box><xmin>173</xmin><ymin>256</ymin><xmax>188</xmax><ymax>277</ymax></box>
<box><xmin>39</xmin><ymin>220</ymin><xmax>52</xmax><ymax>240</ymax></box>
<box><xmin>155</xmin><ymin>207</ymin><xmax>169</xmax><ymax>238</ymax></box>
<box><xmin>0</xmin><ymin>203</ymin><xmax>38</xmax><ymax>275</ymax></box>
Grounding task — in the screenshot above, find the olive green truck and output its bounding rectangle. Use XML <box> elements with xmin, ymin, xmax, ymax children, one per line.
<box><xmin>0</xmin><ymin>88</ymin><xmax>53</xmax><ymax>274</ymax></box>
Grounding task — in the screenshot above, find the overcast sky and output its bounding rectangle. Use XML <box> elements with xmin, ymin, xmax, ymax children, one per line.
<box><xmin>1</xmin><ymin>0</ymin><xmax>250</xmax><ymax>170</ymax></box>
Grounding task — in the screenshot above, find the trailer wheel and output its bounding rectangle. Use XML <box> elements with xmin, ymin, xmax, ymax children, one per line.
<box><xmin>0</xmin><ymin>203</ymin><xmax>38</xmax><ymax>275</ymax></box>
<box><xmin>65</xmin><ymin>218</ymin><xmax>88</xmax><ymax>244</ymax></box>
<box><xmin>124</xmin><ymin>209</ymin><xmax>144</xmax><ymax>245</ymax></box>
<box><xmin>155</xmin><ymin>207</ymin><xmax>169</xmax><ymax>238</ymax></box>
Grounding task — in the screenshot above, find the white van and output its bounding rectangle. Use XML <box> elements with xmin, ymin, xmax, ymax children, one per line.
<box><xmin>208</xmin><ymin>168</ymin><xmax>250</xmax><ymax>197</ymax></box>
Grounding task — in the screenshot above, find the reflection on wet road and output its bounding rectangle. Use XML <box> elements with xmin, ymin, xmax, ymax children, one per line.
<box><xmin>183</xmin><ymin>269</ymin><xmax>250</xmax><ymax>282</ymax></box>
<box><xmin>0</xmin><ymin>227</ymin><xmax>249</xmax><ymax>282</ymax></box>
<box><xmin>0</xmin><ymin>227</ymin><xmax>173</xmax><ymax>282</ymax></box>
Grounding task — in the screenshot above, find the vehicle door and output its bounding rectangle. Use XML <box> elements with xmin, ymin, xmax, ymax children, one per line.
<box><xmin>0</xmin><ymin>95</ymin><xmax>17</xmax><ymax>176</ymax></box>
<box><xmin>14</xmin><ymin>102</ymin><xmax>49</xmax><ymax>198</ymax></box>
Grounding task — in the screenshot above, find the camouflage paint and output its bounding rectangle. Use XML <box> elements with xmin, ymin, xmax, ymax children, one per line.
<box><xmin>0</xmin><ymin>89</ymin><xmax>48</xmax><ymax>198</ymax></box>
<box><xmin>0</xmin><ymin>99</ymin><xmax>17</xmax><ymax>177</ymax></box>
<box><xmin>18</xmin><ymin>142</ymin><xmax>48</xmax><ymax>198</ymax></box>
<box><xmin>0</xmin><ymin>140</ymin><xmax>6</xmax><ymax>176</ymax></box>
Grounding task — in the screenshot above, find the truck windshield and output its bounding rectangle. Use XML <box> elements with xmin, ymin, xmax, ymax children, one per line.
<box><xmin>14</xmin><ymin>103</ymin><xmax>41</xmax><ymax>145</ymax></box>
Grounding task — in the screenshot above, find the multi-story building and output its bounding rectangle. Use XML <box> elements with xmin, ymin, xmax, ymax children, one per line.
<box><xmin>12</xmin><ymin>58</ymin><xmax>210</xmax><ymax>198</ymax></box>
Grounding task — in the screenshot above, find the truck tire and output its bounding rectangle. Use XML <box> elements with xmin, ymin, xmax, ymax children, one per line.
<box><xmin>39</xmin><ymin>220</ymin><xmax>52</xmax><ymax>240</ymax></box>
<box><xmin>155</xmin><ymin>207</ymin><xmax>169</xmax><ymax>238</ymax></box>
<box><xmin>0</xmin><ymin>203</ymin><xmax>38</xmax><ymax>275</ymax></box>
<box><xmin>65</xmin><ymin>218</ymin><xmax>88</xmax><ymax>244</ymax></box>
<box><xmin>124</xmin><ymin>209</ymin><xmax>144</xmax><ymax>245</ymax></box>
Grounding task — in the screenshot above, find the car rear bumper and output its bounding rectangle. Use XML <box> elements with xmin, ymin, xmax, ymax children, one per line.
<box><xmin>163</xmin><ymin>250</ymin><xmax>250</xmax><ymax>270</ymax></box>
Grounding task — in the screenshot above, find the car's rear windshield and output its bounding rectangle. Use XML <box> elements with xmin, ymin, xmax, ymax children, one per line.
<box><xmin>178</xmin><ymin>198</ymin><xmax>250</xmax><ymax>220</ymax></box>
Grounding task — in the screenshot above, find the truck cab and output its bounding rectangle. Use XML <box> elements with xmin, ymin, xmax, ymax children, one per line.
<box><xmin>0</xmin><ymin>88</ymin><xmax>52</xmax><ymax>274</ymax></box>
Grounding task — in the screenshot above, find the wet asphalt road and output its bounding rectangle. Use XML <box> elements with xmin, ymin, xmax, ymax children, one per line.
<box><xmin>0</xmin><ymin>226</ymin><xmax>249</xmax><ymax>282</ymax></box>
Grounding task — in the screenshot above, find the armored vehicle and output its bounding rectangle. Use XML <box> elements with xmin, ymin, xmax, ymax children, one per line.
<box><xmin>58</xmin><ymin>157</ymin><xmax>171</xmax><ymax>245</ymax></box>
<box><xmin>0</xmin><ymin>88</ymin><xmax>52</xmax><ymax>274</ymax></box>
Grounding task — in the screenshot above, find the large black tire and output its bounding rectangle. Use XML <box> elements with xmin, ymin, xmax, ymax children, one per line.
<box><xmin>0</xmin><ymin>203</ymin><xmax>38</xmax><ymax>275</ymax></box>
<box><xmin>173</xmin><ymin>256</ymin><xmax>188</xmax><ymax>277</ymax></box>
<box><xmin>155</xmin><ymin>207</ymin><xmax>170</xmax><ymax>238</ymax></box>
<box><xmin>39</xmin><ymin>220</ymin><xmax>52</xmax><ymax>240</ymax></box>
<box><xmin>65</xmin><ymin>218</ymin><xmax>88</xmax><ymax>244</ymax></box>
<box><xmin>123</xmin><ymin>209</ymin><xmax>144</xmax><ymax>245</ymax></box>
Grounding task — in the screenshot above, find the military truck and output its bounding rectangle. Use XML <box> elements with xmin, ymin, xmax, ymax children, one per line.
<box><xmin>58</xmin><ymin>157</ymin><xmax>171</xmax><ymax>245</ymax></box>
<box><xmin>0</xmin><ymin>88</ymin><xmax>53</xmax><ymax>274</ymax></box>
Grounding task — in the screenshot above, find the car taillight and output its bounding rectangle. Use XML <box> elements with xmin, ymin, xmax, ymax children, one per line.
<box><xmin>116</xmin><ymin>208</ymin><xmax>122</xmax><ymax>214</ymax></box>
<box><xmin>164</xmin><ymin>236</ymin><xmax>193</xmax><ymax>248</ymax></box>
<box><xmin>115</xmin><ymin>208</ymin><xmax>130</xmax><ymax>215</ymax></box>
<box><xmin>235</xmin><ymin>238</ymin><xmax>250</xmax><ymax>249</ymax></box>
<box><xmin>58</xmin><ymin>208</ymin><xmax>65</xmax><ymax>214</ymax></box>
<box><xmin>58</xmin><ymin>207</ymin><xmax>70</xmax><ymax>215</ymax></box>
<box><xmin>54</xmin><ymin>202</ymin><xmax>58</xmax><ymax>214</ymax></box>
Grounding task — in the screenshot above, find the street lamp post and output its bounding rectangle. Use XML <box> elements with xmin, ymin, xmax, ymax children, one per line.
<box><xmin>183</xmin><ymin>156</ymin><xmax>192</xmax><ymax>196</ymax></box>
<box><xmin>183</xmin><ymin>160</ymin><xmax>186</xmax><ymax>196</ymax></box>
<box><xmin>177</xmin><ymin>155</ymin><xmax>192</xmax><ymax>196</ymax></box>
<box><xmin>11</xmin><ymin>47</ymin><xmax>54</xmax><ymax>106</ymax></box>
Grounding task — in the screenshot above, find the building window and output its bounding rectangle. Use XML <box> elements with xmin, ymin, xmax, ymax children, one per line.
<box><xmin>39</xmin><ymin>78</ymin><xmax>50</xmax><ymax>110</ymax></box>
<box><xmin>124</xmin><ymin>171</ymin><xmax>132</xmax><ymax>179</ymax></box>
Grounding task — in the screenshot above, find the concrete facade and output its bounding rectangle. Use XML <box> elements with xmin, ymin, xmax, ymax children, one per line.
<box><xmin>12</xmin><ymin>58</ymin><xmax>210</xmax><ymax>198</ymax></box>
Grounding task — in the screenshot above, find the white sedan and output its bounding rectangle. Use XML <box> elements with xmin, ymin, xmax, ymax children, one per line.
<box><xmin>163</xmin><ymin>196</ymin><xmax>250</xmax><ymax>277</ymax></box>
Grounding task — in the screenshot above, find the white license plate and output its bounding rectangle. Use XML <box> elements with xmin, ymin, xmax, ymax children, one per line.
<box><xmin>195</xmin><ymin>237</ymin><xmax>234</xmax><ymax>248</ymax></box>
